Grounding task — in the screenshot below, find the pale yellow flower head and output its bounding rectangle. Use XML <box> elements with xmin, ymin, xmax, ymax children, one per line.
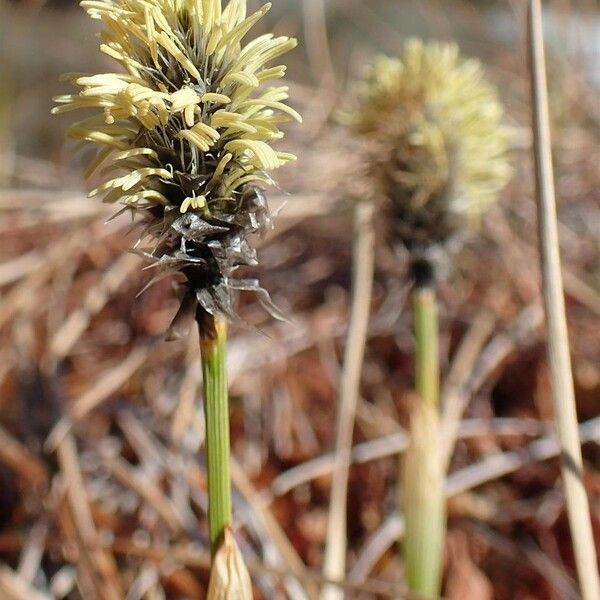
<box><xmin>53</xmin><ymin>0</ymin><xmax>301</xmax><ymax>324</ymax></box>
<box><xmin>343</xmin><ymin>39</ymin><xmax>510</xmax><ymax>260</ymax></box>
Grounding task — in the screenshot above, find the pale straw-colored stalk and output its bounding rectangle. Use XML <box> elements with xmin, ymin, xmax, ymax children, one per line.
<box><xmin>527</xmin><ymin>2</ymin><xmax>600</xmax><ymax>599</ymax></box>
<box><xmin>321</xmin><ymin>200</ymin><xmax>376</xmax><ymax>600</ymax></box>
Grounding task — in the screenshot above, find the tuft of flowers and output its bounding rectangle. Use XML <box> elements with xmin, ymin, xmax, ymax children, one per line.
<box><xmin>341</xmin><ymin>39</ymin><xmax>510</xmax><ymax>263</ymax></box>
<box><xmin>53</xmin><ymin>0</ymin><xmax>300</xmax><ymax>326</ymax></box>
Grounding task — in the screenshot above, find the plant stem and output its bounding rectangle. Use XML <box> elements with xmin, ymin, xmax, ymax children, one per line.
<box><xmin>527</xmin><ymin>2</ymin><xmax>600</xmax><ymax>599</ymax></box>
<box><xmin>402</xmin><ymin>283</ymin><xmax>444</xmax><ymax>599</ymax></box>
<box><xmin>198</xmin><ymin>313</ymin><xmax>232</xmax><ymax>556</ymax></box>
<box><xmin>414</xmin><ymin>286</ymin><xmax>439</xmax><ymax>408</ymax></box>
<box><xmin>322</xmin><ymin>200</ymin><xmax>376</xmax><ymax>600</ymax></box>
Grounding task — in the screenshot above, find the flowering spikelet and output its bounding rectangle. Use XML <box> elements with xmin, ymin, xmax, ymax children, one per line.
<box><xmin>342</xmin><ymin>39</ymin><xmax>510</xmax><ymax>265</ymax></box>
<box><xmin>53</xmin><ymin>0</ymin><xmax>300</xmax><ymax>327</ymax></box>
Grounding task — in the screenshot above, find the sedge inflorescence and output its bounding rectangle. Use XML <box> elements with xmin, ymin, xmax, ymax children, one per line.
<box><xmin>342</xmin><ymin>39</ymin><xmax>510</xmax><ymax>268</ymax></box>
<box><xmin>53</xmin><ymin>0</ymin><xmax>300</xmax><ymax>325</ymax></box>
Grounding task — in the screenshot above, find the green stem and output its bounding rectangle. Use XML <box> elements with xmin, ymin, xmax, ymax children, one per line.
<box><xmin>198</xmin><ymin>314</ymin><xmax>232</xmax><ymax>555</ymax></box>
<box><xmin>402</xmin><ymin>283</ymin><xmax>444</xmax><ymax>599</ymax></box>
<box><xmin>414</xmin><ymin>286</ymin><xmax>439</xmax><ymax>408</ymax></box>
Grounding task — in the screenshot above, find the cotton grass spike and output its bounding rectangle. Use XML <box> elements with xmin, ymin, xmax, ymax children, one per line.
<box><xmin>53</xmin><ymin>0</ymin><xmax>301</xmax><ymax>565</ymax></box>
<box><xmin>338</xmin><ymin>39</ymin><xmax>510</xmax><ymax>599</ymax></box>
<box><xmin>342</xmin><ymin>38</ymin><xmax>510</xmax><ymax>276</ymax></box>
<box><xmin>207</xmin><ymin>528</ymin><xmax>253</xmax><ymax>599</ymax></box>
<box><xmin>53</xmin><ymin>0</ymin><xmax>301</xmax><ymax>327</ymax></box>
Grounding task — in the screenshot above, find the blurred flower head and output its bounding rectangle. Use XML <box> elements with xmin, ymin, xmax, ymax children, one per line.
<box><xmin>342</xmin><ymin>39</ymin><xmax>510</xmax><ymax>265</ymax></box>
<box><xmin>53</xmin><ymin>0</ymin><xmax>300</xmax><ymax>326</ymax></box>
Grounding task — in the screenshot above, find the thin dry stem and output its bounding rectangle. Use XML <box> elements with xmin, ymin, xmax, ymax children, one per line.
<box><xmin>49</xmin><ymin>253</ymin><xmax>140</xmax><ymax>360</ymax></box>
<box><xmin>0</xmin><ymin>233</ymin><xmax>85</xmax><ymax>330</ymax></box>
<box><xmin>527</xmin><ymin>2</ymin><xmax>600</xmax><ymax>599</ymax></box>
<box><xmin>45</xmin><ymin>344</ymin><xmax>150</xmax><ymax>450</ymax></box>
<box><xmin>0</xmin><ymin>425</ymin><xmax>48</xmax><ymax>486</ymax></box>
<box><xmin>440</xmin><ymin>310</ymin><xmax>496</xmax><ymax>468</ymax></box>
<box><xmin>55</xmin><ymin>434</ymin><xmax>122</xmax><ymax>600</ymax></box>
<box><xmin>0</xmin><ymin>565</ymin><xmax>52</xmax><ymax>600</ymax></box>
<box><xmin>321</xmin><ymin>201</ymin><xmax>376</xmax><ymax>600</ymax></box>
<box><xmin>302</xmin><ymin>0</ymin><xmax>336</xmax><ymax>89</ymax></box>
<box><xmin>231</xmin><ymin>458</ymin><xmax>316</xmax><ymax>600</ymax></box>
<box><xmin>266</xmin><ymin>417</ymin><xmax>549</xmax><ymax>503</ymax></box>
<box><xmin>101</xmin><ymin>455</ymin><xmax>185</xmax><ymax>534</ymax></box>
<box><xmin>172</xmin><ymin>328</ymin><xmax>204</xmax><ymax>443</ymax></box>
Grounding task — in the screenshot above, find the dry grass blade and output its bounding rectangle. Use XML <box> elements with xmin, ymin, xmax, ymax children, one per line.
<box><xmin>0</xmin><ymin>565</ymin><xmax>52</xmax><ymax>600</ymax></box>
<box><xmin>446</xmin><ymin>416</ymin><xmax>600</xmax><ymax>497</ymax></box>
<box><xmin>322</xmin><ymin>201</ymin><xmax>376</xmax><ymax>600</ymax></box>
<box><xmin>442</xmin><ymin>304</ymin><xmax>543</xmax><ymax>467</ymax></box>
<box><xmin>265</xmin><ymin>418</ymin><xmax>547</xmax><ymax>503</ymax></box>
<box><xmin>561</xmin><ymin>269</ymin><xmax>600</xmax><ymax>317</ymax></box>
<box><xmin>16</xmin><ymin>519</ymin><xmax>48</xmax><ymax>583</ymax></box>
<box><xmin>0</xmin><ymin>252</ymin><xmax>44</xmax><ymax>287</ymax></box>
<box><xmin>0</xmin><ymin>190</ymin><xmax>107</xmax><ymax>226</ymax></box>
<box><xmin>230</xmin><ymin>459</ymin><xmax>315</xmax><ymax>600</ymax></box>
<box><xmin>172</xmin><ymin>329</ymin><xmax>204</xmax><ymax>444</ymax></box>
<box><xmin>439</xmin><ymin>311</ymin><xmax>496</xmax><ymax>467</ymax></box>
<box><xmin>0</xmin><ymin>232</ymin><xmax>85</xmax><ymax>330</ymax></box>
<box><xmin>49</xmin><ymin>253</ymin><xmax>141</xmax><ymax>361</ymax></box>
<box><xmin>0</xmin><ymin>425</ymin><xmax>48</xmax><ymax>486</ymax></box>
<box><xmin>101</xmin><ymin>455</ymin><xmax>186</xmax><ymax>535</ymax></box>
<box><xmin>302</xmin><ymin>0</ymin><xmax>336</xmax><ymax>89</ymax></box>
<box><xmin>349</xmin><ymin>515</ymin><xmax>405</xmax><ymax>585</ymax></box>
<box><xmin>45</xmin><ymin>344</ymin><xmax>151</xmax><ymax>450</ymax></box>
<box><xmin>110</xmin><ymin>539</ymin><xmax>419</xmax><ymax>598</ymax></box>
<box><xmin>116</xmin><ymin>411</ymin><xmax>170</xmax><ymax>470</ymax></box>
<box><xmin>527</xmin><ymin>2</ymin><xmax>600</xmax><ymax>599</ymax></box>
<box><xmin>55</xmin><ymin>434</ymin><xmax>123</xmax><ymax>600</ymax></box>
